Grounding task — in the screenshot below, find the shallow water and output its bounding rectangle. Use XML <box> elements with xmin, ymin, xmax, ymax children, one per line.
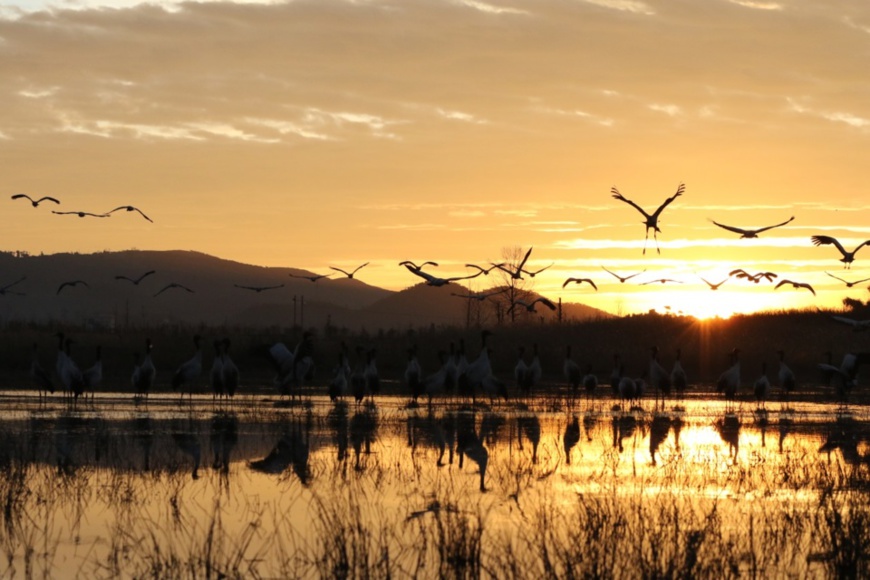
<box><xmin>1</xmin><ymin>390</ymin><xmax>869</xmax><ymax>578</ymax></box>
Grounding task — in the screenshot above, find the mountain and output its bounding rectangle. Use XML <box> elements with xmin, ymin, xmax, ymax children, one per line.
<box><xmin>0</xmin><ymin>250</ymin><xmax>610</xmax><ymax>330</ymax></box>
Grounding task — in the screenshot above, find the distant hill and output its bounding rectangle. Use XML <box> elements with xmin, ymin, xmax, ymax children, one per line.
<box><xmin>0</xmin><ymin>250</ymin><xmax>610</xmax><ymax>330</ymax></box>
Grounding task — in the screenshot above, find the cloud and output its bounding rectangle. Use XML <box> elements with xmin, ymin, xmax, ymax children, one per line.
<box><xmin>787</xmin><ymin>98</ymin><xmax>870</xmax><ymax>130</ymax></box>
<box><xmin>244</xmin><ymin>117</ymin><xmax>334</xmax><ymax>141</ymax></box>
<box><xmin>648</xmin><ymin>103</ymin><xmax>682</xmax><ymax>117</ymax></box>
<box><xmin>726</xmin><ymin>0</ymin><xmax>783</xmax><ymax>10</ymax></box>
<box><xmin>454</xmin><ymin>0</ymin><xmax>528</xmax><ymax>15</ymax></box>
<box><xmin>580</xmin><ymin>0</ymin><xmax>655</xmax><ymax>16</ymax></box>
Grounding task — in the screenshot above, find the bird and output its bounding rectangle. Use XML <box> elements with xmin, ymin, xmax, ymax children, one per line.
<box><xmin>364</xmin><ymin>348</ymin><xmax>380</xmax><ymax>402</ymax></box>
<box><xmin>708</xmin><ymin>216</ymin><xmax>794</xmax><ymax>238</ymax></box>
<box><xmin>829</xmin><ymin>315</ymin><xmax>870</xmax><ymax>331</ymax></box>
<box><xmin>601</xmin><ymin>267</ymin><xmax>646</xmax><ymax>283</ymax></box>
<box><xmin>399</xmin><ymin>260</ymin><xmax>439</xmax><ymax>271</ymax></box>
<box><xmin>12</xmin><ymin>194</ymin><xmax>60</xmax><ymax>207</ymax></box>
<box><xmin>52</xmin><ymin>210</ymin><xmax>109</xmax><ymax>218</ymax></box>
<box><xmin>649</xmin><ymin>346</ymin><xmax>672</xmax><ymax>408</ymax></box>
<box><xmin>465</xmin><ymin>263</ymin><xmax>505</xmax><ymax>276</ymax></box>
<box><xmin>698</xmin><ymin>275</ymin><xmax>728</xmax><ymax>290</ymax></box>
<box><xmin>754</xmin><ymin>361</ymin><xmax>771</xmax><ymax>408</ymax></box>
<box><xmin>221</xmin><ymin>339</ymin><xmax>239</xmax><ymax>398</ymax></box>
<box><xmin>28</xmin><ymin>342</ymin><xmax>55</xmax><ymax>399</ymax></box>
<box><xmin>671</xmin><ymin>349</ymin><xmax>688</xmax><ymax>395</ymax></box>
<box><xmin>115</xmin><ymin>270</ymin><xmax>156</xmax><ymax>285</ymax></box>
<box><xmin>774</xmin><ymin>279</ymin><xmax>816</xmax><ymax>296</ymax></box>
<box><xmin>403</xmin><ymin>264</ymin><xmax>482</xmax><ymax>287</ymax></box>
<box><xmin>328</xmin><ymin>346</ymin><xmax>351</xmax><ymax>402</ymax></box>
<box><xmin>514</xmin><ymin>346</ymin><xmax>531</xmax><ymax>395</ymax></box>
<box><xmin>582</xmin><ymin>364</ymin><xmax>598</xmax><ymax>399</ymax></box>
<box><xmin>611</xmin><ymin>182</ymin><xmax>684</xmax><ymax>255</ymax></box>
<box><xmin>0</xmin><ymin>276</ymin><xmax>26</xmax><ymax>296</ymax></box>
<box><xmin>716</xmin><ymin>349</ymin><xmax>741</xmax><ymax>404</ymax></box>
<box><xmin>288</xmin><ymin>272</ymin><xmax>332</xmax><ymax>282</ymax></box>
<box><xmin>526</xmin><ymin>344</ymin><xmax>542</xmax><ymax>396</ymax></box>
<box><xmin>404</xmin><ymin>346</ymin><xmax>423</xmax><ymax>401</ymax></box>
<box><xmin>824</xmin><ymin>272</ymin><xmax>870</xmax><ymax>288</ymax></box>
<box><xmin>172</xmin><ymin>335</ymin><xmax>203</xmax><ymax>396</ymax></box>
<box><xmin>82</xmin><ymin>345</ymin><xmax>102</xmax><ymax>399</ymax></box>
<box><xmin>811</xmin><ymin>235</ymin><xmax>870</xmax><ymax>269</ymax></box>
<box><xmin>490</xmin><ymin>247</ymin><xmax>534</xmax><ymax>280</ymax></box>
<box><xmin>507</xmin><ymin>297</ymin><xmax>556</xmax><ymax>314</ymax></box>
<box><xmin>234</xmin><ymin>283</ymin><xmax>285</xmax><ymax>293</ymax></box>
<box><xmin>521</xmin><ymin>263</ymin><xmax>554</xmax><ymax>278</ymax></box>
<box><xmin>58</xmin><ymin>337</ymin><xmax>85</xmax><ymax>400</ymax></box>
<box><xmin>154</xmin><ymin>283</ymin><xmax>195</xmax><ymax>297</ymax></box>
<box><xmin>728</xmin><ymin>269</ymin><xmax>778</xmax><ymax>283</ymax></box>
<box><xmin>132</xmin><ymin>338</ymin><xmax>156</xmax><ymax>399</ymax></box>
<box><xmin>330</xmin><ymin>263</ymin><xmax>369</xmax><ymax>279</ymax></box>
<box><xmin>107</xmin><ymin>205</ymin><xmax>153</xmax><ymax>222</ymax></box>
<box><xmin>562</xmin><ymin>278</ymin><xmax>598</xmax><ymax>290</ymax></box>
<box><xmin>57</xmin><ymin>280</ymin><xmax>89</xmax><ymax>294</ymax></box>
<box><xmin>776</xmin><ymin>350</ymin><xmax>796</xmax><ymax>398</ymax></box>
<box><xmin>210</xmin><ymin>340</ymin><xmax>225</xmax><ymax>399</ymax></box>
<box><xmin>640</xmin><ymin>278</ymin><xmax>683</xmax><ymax>285</ymax></box>
<box><xmin>450</xmin><ymin>289</ymin><xmax>506</xmax><ymax>301</ymax></box>
<box><xmin>563</xmin><ymin>345</ymin><xmax>583</xmax><ymax>397</ymax></box>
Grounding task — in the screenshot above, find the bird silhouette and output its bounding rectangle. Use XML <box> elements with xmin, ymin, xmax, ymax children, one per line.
<box><xmin>640</xmin><ymin>278</ymin><xmax>683</xmax><ymax>285</ymax></box>
<box><xmin>562</xmin><ymin>278</ymin><xmax>598</xmax><ymax>290</ymax></box>
<box><xmin>0</xmin><ymin>276</ymin><xmax>26</xmax><ymax>296</ymax></box>
<box><xmin>57</xmin><ymin>280</ymin><xmax>89</xmax><ymax>294</ymax></box>
<box><xmin>729</xmin><ymin>269</ymin><xmax>778</xmax><ymax>283</ymax></box>
<box><xmin>811</xmin><ymin>235</ymin><xmax>870</xmax><ymax>269</ymax></box>
<box><xmin>754</xmin><ymin>361</ymin><xmax>770</xmax><ymax>408</ymax></box>
<box><xmin>450</xmin><ymin>289</ymin><xmax>506</xmax><ymax>301</ymax></box>
<box><xmin>508</xmin><ymin>297</ymin><xmax>556</xmax><ymax>314</ymax></box>
<box><xmin>52</xmin><ymin>210</ymin><xmax>109</xmax><ymax>218</ymax></box>
<box><xmin>154</xmin><ymin>282</ymin><xmax>195</xmax><ymax>297</ymax></box>
<box><xmin>465</xmin><ymin>263</ymin><xmax>505</xmax><ymax>276</ymax></box>
<box><xmin>611</xmin><ymin>183</ymin><xmax>684</xmax><ymax>254</ymax></box>
<box><xmin>824</xmin><ymin>272</ymin><xmax>870</xmax><ymax>288</ymax></box>
<box><xmin>698</xmin><ymin>275</ymin><xmax>728</xmax><ymax>290</ymax></box>
<box><xmin>172</xmin><ymin>335</ymin><xmax>203</xmax><ymax>395</ymax></box>
<box><xmin>601</xmin><ymin>267</ymin><xmax>646</xmax><ymax>283</ymax></box>
<box><xmin>491</xmin><ymin>247</ymin><xmax>534</xmax><ymax>280</ymax></box>
<box><xmin>521</xmin><ymin>263</ymin><xmax>554</xmax><ymax>278</ymax></box>
<box><xmin>399</xmin><ymin>260</ymin><xmax>439</xmax><ymax>271</ymax></box>
<box><xmin>403</xmin><ymin>264</ymin><xmax>481</xmax><ymax>287</ymax></box>
<box><xmin>234</xmin><ymin>283</ymin><xmax>285</xmax><ymax>293</ymax></box>
<box><xmin>829</xmin><ymin>315</ymin><xmax>870</xmax><ymax>331</ymax></box>
<box><xmin>107</xmin><ymin>205</ymin><xmax>153</xmax><ymax>222</ymax></box>
<box><xmin>12</xmin><ymin>194</ymin><xmax>60</xmax><ymax>207</ymax></box>
<box><xmin>774</xmin><ymin>279</ymin><xmax>816</xmax><ymax>296</ymax></box>
<box><xmin>330</xmin><ymin>263</ymin><xmax>369</xmax><ymax>278</ymax></box>
<box><xmin>115</xmin><ymin>270</ymin><xmax>156</xmax><ymax>285</ymax></box>
<box><xmin>289</xmin><ymin>272</ymin><xmax>332</xmax><ymax>282</ymax></box>
<box><xmin>709</xmin><ymin>216</ymin><xmax>794</xmax><ymax>238</ymax></box>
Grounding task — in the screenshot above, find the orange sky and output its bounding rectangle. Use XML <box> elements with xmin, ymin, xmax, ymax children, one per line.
<box><xmin>2</xmin><ymin>0</ymin><xmax>869</xmax><ymax>318</ymax></box>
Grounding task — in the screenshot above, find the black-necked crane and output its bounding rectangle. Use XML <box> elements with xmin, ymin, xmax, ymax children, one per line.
<box><xmin>698</xmin><ymin>275</ymin><xmax>728</xmax><ymax>290</ymax></box>
<box><xmin>562</xmin><ymin>278</ymin><xmax>598</xmax><ymax>290</ymax></box>
<box><xmin>421</xmin><ymin>350</ymin><xmax>449</xmax><ymax>405</ymax></box>
<box><xmin>399</xmin><ymin>260</ymin><xmax>438</xmax><ymax>272</ymax></box>
<box><xmin>465</xmin><ymin>263</ymin><xmax>505</xmax><ymax>276</ymax></box>
<box><xmin>640</xmin><ymin>278</ymin><xmax>683</xmax><ymax>286</ymax></box>
<box><xmin>11</xmin><ymin>193</ymin><xmax>60</xmax><ymax>207</ymax></box>
<box><xmin>451</xmin><ymin>289</ymin><xmax>506</xmax><ymax>301</ymax></box>
<box><xmin>29</xmin><ymin>342</ymin><xmax>55</xmax><ymax>400</ymax></box>
<box><xmin>57</xmin><ymin>280</ymin><xmax>89</xmax><ymax>295</ymax></box>
<box><xmin>507</xmin><ymin>297</ymin><xmax>556</xmax><ymax>314</ymax></box>
<box><xmin>649</xmin><ymin>346</ymin><xmax>671</xmax><ymax>409</ymax></box>
<box><xmin>829</xmin><ymin>314</ymin><xmax>870</xmax><ymax>331</ymax></box>
<box><xmin>611</xmin><ymin>182</ymin><xmax>684</xmax><ymax>255</ymax></box>
<box><xmin>115</xmin><ymin>270</ymin><xmax>156</xmax><ymax>285</ymax></box>
<box><xmin>132</xmin><ymin>338</ymin><xmax>156</xmax><ymax>400</ymax></box>
<box><xmin>754</xmin><ymin>361</ymin><xmax>770</xmax><ymax>409</ymax></box>
<box><xmin>521</xmin><ymin>263</ymin><xmax>554</xmax><ymax>278</ymax></box>
<box><xmin>270</xmin><ymin>332</ymin><xmax>314</xmax><ymax>397</ymax></box>
<box><xmin>818</xmin><ymin>351</ymin><xmax>870</xmax><ymax>402</ymax></box>
<box><xmin>525</xmin><ymin>344</ymin><xmax>542</xmax><ymax>397</ymax></box>
<box><xmin>811</xmin><ymin>235</ymin><xmax>870</xmax><ymax>269</ymax></box>
<box><xmin>172</xmin><ymin>335</ymin><xmax>202</xmax><ymax>398</ymax></box>
<box><xmin>716</xmin><ymin>349</ymin><xmax>741</xmax><ymax>408</ymax></box>
<box><xmin>234</xmin><ymin>283</ymin><xmax>285</xmax><ymax>293</ymax></box>
<box><xmin>514</xmin><ymin>346</ymin><xmax>529</xmax><ymax>394</ymax></box>
<box><xmin>52</xmin><ymin>210</ymin><xmax>108</xmax><ymax>218</ymax></box>
<box><xmin>154</xmin><ymin>282</ymin><xmax>194</xmax><ymax>297</ymax></box>
<box><xmin>60</xmin><ymin>337</ymin><xmax>85</xmax><ymax>400</ymax></box>
<box><xmin>0</xmin><ymin>276</ymin><xmax>26</xmax><ymax>296</ymax></box>
<box><xmin>289</xmin><ymin>272</ymin><xmax>332</xmax><ymax>282</ymax></box>
<box><xmin>82</xmin><ymin>345</ymin><xmax>102</xmax><ymax>401</ymax></box>
<box><xmin>350</xmin><ymin>347</ymin><xmax>367</xmax><ymax>406</ymax></box>
<box><xmin>601</xmin><ymin>267</ymin><xmax>646</xmax><ymax>283</ymax></box>
<box><xmin>563</xmin><ymin>345</ymin><xmax>583</xmax><ymax>400</ymax></box>
<box><xmin>404</xmin><ymin>264</ymin><xmax>482</xmax><ymax>287</ymax></box>
<box><xmin>775</xmin><ymin>279</ymin><xmax>815</xmax><ymax>296</ymax></box>
<box><xmin>210</xmin><ymin>340</ymin><xmax>225</xmax><ymax>400</ymax></box>
<box><xmin>825</xmin><ymin>271</ymin><xmax>870</xmax><ymax>288</ymax></box>
<box><xmin>364</xmin><ymin>348</ymin><xmax>380</xmax><ymax>402</ymax></box>
<box><xmin>330</xmin><ymin>262</ymin><xmax>369</xmax><ymax>279</ymax></box>
<box><xmin>729</xmin><ymin>269</ymin><xmax>778</xmax><ymax>284</ymax></box>
<box><xmin>776</xmin><ymin>350</ymin><xmax>796</xmax><ymax>400</ymax></box>
<box><xmin>221</xmin><ymin>339</ymin><xmax>239</xmax><ymax>398</ymax></box>
<box><xmin>610</xmin><ymin>354</ymin><xmax>622</xmax><ymax>398</ymax></box>
<box><xmin>491</xmin><ymin>247</ymin><xmax>533</xmax><ymax>280</ymax></box>
<box><xmin>405</xmin><ymin>345</ymin><xmax>423</xmax><ymax>402</ymax></box>
<box><xmin>582</xmin><ymin>364</ymin><xmax>598</xmax><ymax>402</ymax></box>
<box><xmin>328</xmin><ymin>347</ymin><xmax>350</xmax><ymax>402</ymax></box>
<box><xmin>709</xmin><ymin>216</ymin><xmax>794</xmax><ymax>238</ymax></box>
<box><xmin>107</xmin><ymin>205</ymin><xmax>152</xmax><ymax>222</ymax></box>
<box><xmin>671</xmin><ymin>348</ymin><xmax>688</xmax><ymax>396</ymax></box>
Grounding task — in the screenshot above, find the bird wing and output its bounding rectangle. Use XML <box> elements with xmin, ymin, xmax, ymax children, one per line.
<box><xmin>135</xmin><ymin>270</ymin><xmax>156</xmax><ymax>283</ymax></box>
<box><xmin>709</xmin><ymin>219</ymin><xmax>748</xmax><ymax>236</ymax></box>
<box><xmin>351</xmin><ymin>262</ymin><xmax>370</xmax><ymax>275</ymax></box>
<box><xmin>728</xmin><ymin>268</ymin><xmax>749</xmax><ymax>278</ymax></box>
<box><xmin>2</xmin><ymin>276</ymin><xmax>26</xmax><ymax>290</ymax></box>
<box><xmin>38</xmin><ymin>196</ymin><xmax>61</xmax><ymax>205</ymax></box>
<box><xmin>853</xmin><ymin>240</ymin><xmax>870</xmax><ymax>254</ymax></box>
<box><xmin>600</xmin><ymin>266</ymin><xmax>620</xmax><ymax>280</ymax></box>
<box><xmin>535</xmin><ymin>297</ymin><xmax>557</xmax><ymax>310</ymax></box>
<box><xmin>153</xmin><ymin>285</ymin><xmax>172</xmax><ymax>296</ymax></box>
<box><xmin>517</xmin><ymin>247</ymin><xmax>534</xmax><ymax>271</ymax></box>
<box><xmin>831</xmin><ymin>315</ymin><xmax>860</xmax><ymax>328</ymax></box>
<box><xmin>825</xmin><ymin>271</ymin><xmax>847</xmax><ymax>283</ymax></box>
<box><xmin>811</xmin><ymin>235</ymin><xmax>847</xmax><ymax>256</ymax></box>
<box><xmin>329</xmin><ymin>266</ymin><xmax>351</xmax><ymax>276</ymax></box>
<box><xmin>650</xmin><ymin>183</ymin><xmax>685</xmax><ymax>219</ymax></box>
<box><xmin>447</xmin><ymin>271</ymin><xmax>483</xmax><ymax>282</ymax></box>
<box><xmin>752</xmin><ymin>216</ymin><xmax>794</xmax><ymax>235</ymax></box>
<box><xmin>524</xmin><ymin>263</ymin><xmax>554</xmax><ymax>276</ymax></box>
<box><xmin>610</xmin><ymin>187</ymin><xmax>650</xmax><ymax>218</ymax></box>
<box><xmin>404</xmin><ymin>264</ymin><xmax>436</xmax><ymax>282</ymax></box>
<box><xmin>11</xmin><ymin>194</ymin><xmax>32</xmax><ymax>202</ymax></box>
<box><xmin>133</xmin><ymin>207</ymin><xmax>153</xmax><ymax>222</ymax></box>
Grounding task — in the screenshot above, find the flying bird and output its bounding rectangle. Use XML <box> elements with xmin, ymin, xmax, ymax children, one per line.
<box><xmin>154</xmin><ymin>282</ymin><xmax>195</xmax><ymax>297</ymax></box>
<box><xmin>234</xmin><ymin>283</ymin><xmax>285</xmax><ymax>293</ymax></box>
<box><xmin>829</xmin><ymin>315</ymin><xmax>870</xmax><ymax>331</ymax></box>
<box><xmin>52</xmin><ymin>210</ymin><xmax>109</xmax><ymax>218</ymax></box>
<box><xmin>57</xmin><ymin>280</ymin><xmax>89</xmax><ymax>294</ymax></box>
<box><xmin>288</xmin><ymin>272</ymin><xmax>332</xmax><ymax>282</ymax></box>
<box><xmin>0</xmin><ymin>276</ymin><xmax>26</xmax><ymax>296</ymax></box>
<box><xmin>562</xmin><ymin>278</ymin><xmax>598</xmax><ymax>290</ymax></box>
<box><xmin>774</xmin><ymin>279</ymin><xmax>816</xmax><ymax>296</ymax></box>
<box><xmin>399</xmin><ymin>260</ymin><xmax>439</xmax><ymax>271</ymax></box>
<box><xmin>11</xmin><ymin>194</ymin><xmax>60</xmax><ymax>207</ymax></box>
<box><xmin>521</xmin><ymin>263</ymin><xmax>554</xmax><ymax>278</ymax></box>
<box><xmin>811</xmin><ymin>235</ymin><xmax>870</xmax><ymax>269</ymax></box>
<box><xmin>824</xmin><ymin>272</ymin><xmax>870</xmax><ymax>288</ymax></box>
<box><xmin>611</xmin><ymin>183</ymin><xmax>684</xmax><ymax>254</ymax></box>
<box><xmin>708</xmin><ymin>216</ymin><xmax>794</xmax><ymax>238</ymax></box>
<box><xmin>403</xmin><ymin>264</ymin><xmax>481</xmax><ymax>287</ymax></box>
<box><xmin>508</xmin><ymin>297</ymin><xmax>557</xmax><ymax>314</ymax></box>
<box><xmin>107</xmin><ymin>205</ymin><xmax>153</xmax><ymax>223</ymax></box>
<box><xmin>491</xmin><ymin>247</ymin><xmax>534</xmax><ymax>280</ymax></box>
<box><xmin>640</xmin><ymin>278</ymin><xmax>683</xmax><ymax>285</ymax></box>
<box><xmin>729</xmin><ymin>269</ymin><xmax>778</xmax><ymax>283</ymax></box>
<box><xmin>330</xmin><ymin>263</ymin><xmax>369</xmax><ymax>279</ymax></box>
<box><xmin>451</xmin><ymin>289</ymin><xmax>506</xmax><ymax>301</ymax></box>
<box><xmin>601</xmin><ymin>267</ymin><xmax>646</xmax><ymax>283</ymax></box>
<box><xmin>698</xmin><ymin>275</ymin><xmax>728</xmax><ymax>290</ymax></box>
<box><xmin>115</xmin><ymin>270</ymin><xmax>156</xmax><ymax>285</ymax></box>
<box><xmin>465</xmin><ymin>263</ymin><xmax>505</xmax><ymax>276</ymax></box>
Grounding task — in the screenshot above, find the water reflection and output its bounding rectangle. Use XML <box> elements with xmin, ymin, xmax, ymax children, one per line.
<box><xmin>249</xmin><ymin>418</ymin><xmax>310</xmax><ymax>484</ymax></box>
<box><xmin>563</xmin><ymin>415</ymin><xmax>580</xmax><ymax>465</ymax></box>
<box><xmin>715</xmin><ymin>413</ymin><xmax>740</xmax><ymax>463</ymax></box>
<box><xmin>350</xmin><ymin>407</ymin><xmax>378</xmax><ymax>472</ymax></box>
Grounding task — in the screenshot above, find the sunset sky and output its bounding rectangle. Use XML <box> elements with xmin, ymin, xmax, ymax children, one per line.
<box><xmin>2</xmin><ymin>0</ymin><xmax>869</xmax><ymax>318</ymax></box>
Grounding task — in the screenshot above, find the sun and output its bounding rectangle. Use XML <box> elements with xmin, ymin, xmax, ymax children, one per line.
<box><xmin>637</xmin><ymin>288</ymin><xmax>775</xmax><ymax>320</ymax></box>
